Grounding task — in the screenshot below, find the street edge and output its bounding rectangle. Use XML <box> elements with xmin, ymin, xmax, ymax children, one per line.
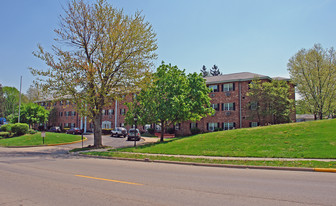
<box><xmin>78</xmin><ymin>154</ymin><xmax>336</xmax><ymax>173</ymax></box>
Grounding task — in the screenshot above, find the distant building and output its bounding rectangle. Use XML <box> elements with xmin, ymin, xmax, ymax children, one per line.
<box><xmin>36</xmin><ymin>72</ymin><xmax>295</xmax><ymax>135</ymax></box>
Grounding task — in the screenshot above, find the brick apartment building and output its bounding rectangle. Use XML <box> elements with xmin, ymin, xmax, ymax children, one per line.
<box><xmin>37</xmin><ymin>72</ymin><xmax>295</xmax><ymax>136</ymax></box>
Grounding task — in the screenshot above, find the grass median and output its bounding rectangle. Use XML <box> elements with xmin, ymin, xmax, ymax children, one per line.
<box><xmin>84</xmin><ymin>151</ymin><xmax>336</xmax><ymax>169</ymax></box>
<box><xmin>0</xmin><ymin>132</ymin><xmax>83</xmax><ymax>147</ymax></box>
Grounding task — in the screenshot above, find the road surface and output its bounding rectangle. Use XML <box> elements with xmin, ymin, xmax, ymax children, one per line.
<box><xmin>0</xmin><ymin>142</ymin><xmax>335</xmax><ymax>205</ymax></box>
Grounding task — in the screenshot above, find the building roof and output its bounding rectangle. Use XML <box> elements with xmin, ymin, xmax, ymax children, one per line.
<box><xmin>204</xmin><ymin>72</ymin><xmax>271</xmax><ymax>84</ymax></box>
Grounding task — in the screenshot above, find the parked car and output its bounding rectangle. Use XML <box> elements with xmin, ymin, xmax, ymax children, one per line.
<box><xmin>111</xmin><ymin>127</ymin><xmax>127</xmax><ymax>138</ymax></box>
<box><xmin>127</xmin><ymin>128</ymin><xmax>141</xmax><ymax>141</ymax></box>
<box><xmin>48</xmin><ymin>126</ymin><xmax>61</xmax><ymax>133</ymax></box>
<box><xmin>66</xmin><ymin>128</ymin><xmax>83</xmax><ymax>135</ymax></box>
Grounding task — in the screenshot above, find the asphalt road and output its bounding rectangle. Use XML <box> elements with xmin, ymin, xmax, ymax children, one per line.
<box><xmin>0</xmin><ymin>142</ymin><xmax>336</xmax><ymax>206</ymax></box>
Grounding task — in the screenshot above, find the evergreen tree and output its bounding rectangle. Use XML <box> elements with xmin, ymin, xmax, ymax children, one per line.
<box><xmin>200</xmin><ymin>65</ymin><xmax>209</xmax><ymax>77</ymax></box>
<box><xmin>210</xmin><ymin>64</ymin><xmax>221</xmax><ymax>76</ymax></box>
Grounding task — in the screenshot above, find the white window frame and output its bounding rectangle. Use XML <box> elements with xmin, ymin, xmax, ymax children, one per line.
<box><xmin>223</xmin><ymin>83</ymin><xmax>233</xmax><ymax>92</ymax></box>
<box><xmin>223</xmin><ymin>103</ymin><xmax>234</xmax><ymax>111</ymax></box>
<box><xmin>223</xmin><ymin>122</ymin><xmax>234</xmax><ymax>130</ymax></box>
<box><xmin>208</xmin><ymin>122</ymin><xmax>218</xmax><ymax>131</ymax></box>
<box><xmin>208</xmin><ymin>85</ymin><xmax>219</xmax><ymax>92</ymax></box>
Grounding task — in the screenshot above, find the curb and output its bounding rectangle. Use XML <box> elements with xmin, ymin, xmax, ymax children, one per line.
<box><xmin>3</xmin><ymin>137</ymin><xmax>87</xmax><ymax>148</ymax></box>
<box><xmin>78</xmin><ymin>154</ymin><xmax>336</xmax><ymax>173</ymax></box>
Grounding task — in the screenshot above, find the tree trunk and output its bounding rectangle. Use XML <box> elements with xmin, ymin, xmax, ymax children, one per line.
<box><xmin>160</xmin><ymin>120</ymin><xmax>164</xmax><ymax>142</ymax></box>
<box><xmin>93</xmin><ymin>112</ymin><xmax>103</xmax><ymax>148</ymax></box>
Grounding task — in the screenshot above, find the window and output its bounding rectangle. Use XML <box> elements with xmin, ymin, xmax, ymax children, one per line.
<box><xmin>59</xmin><ymin>112</ymin><xmax>63</xmax><ymax>117</ymax></box>
<box><xmin>71</xmin><ymin>123</ymin><xmax>75</xmax><ymax>128</ymax></box>
<box><xmin>120</xmin><ymin>123</ymin><xmax>125</xmax><ymax>127</ymax></box>
<box><xmin>222</xmin><ymin>103</ymin><xmax>235</xmax><ymax>111</ymax></box>
<box><xmin>64</xmin><ymin>123</ymin><xmax>69</xmax><ymax>128</ymax></box>
<box><xmin>53</xmin><ymin>102</ymin><xmax>57</xmax><ymax>106</ymax></box>
<box><xmin>222</xmin><ymin>83</ymin><xmax>234</xmax><ymax>91</ymax></box>
<box><xmin>102</xmin><ymin>121</ymin><xmax>111</xmax><ymax>129</ymax></box>
<box><xmin>223</xmin><ymin>122</ymin><xmax>235</xmax><ymax>130</ymax></box>
<box><xmin>212</xmin><ymin>103</ymin><xmax>220</xmax><ymax>111</ymax></box>
<box><xmin>72</xmin><ymin>111</ymin><xmax>76</xmax><ymax>116</ymax></box>
<box><xmin>208</xmin><ymin>85</ymin><xmax>219</xmax><ymax>92</ymax></box>
<box><xmin>250</xmin><ymin>122</ymin><xmax>259</xmax><ymax>127</ymax></box>
<box><xmin>60</xmin><ymin>101</ymin><xmax>63</xmax><ymax>105</ymax></box>
<box><xmin>108</xmin><ymin>109</ymin><xmax>114</xmax><ymax>115</ymax></box>
<box><xmin>207</xmin><ymin>122</ymin><xmax>218</xmax><ymax>131</ymax></box>
<box><xmin>175</xmin><ymin>123</ymin><xmax>180</xmax><ymax>130</ymax></box>
<box><xmin>250</xmin><ymin>102</ymin><xmax>258</xmax><ymax>110</ymax></box>
<box><xmin>190</xmin><ymin>122</ymin><xmax>197</xmax><ymax>129</ymax></box>
<box><xmin>66</xmin><ymin>100</ymin><xmax>70</xmax><ymax>105</ymax></box>
<box><xmin>120</xmin><ymin>109</ymin><xmax>126</xmax><ymax>115</ymax></box>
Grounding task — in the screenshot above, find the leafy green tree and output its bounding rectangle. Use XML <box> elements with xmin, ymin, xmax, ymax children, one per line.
<box><xmin>210</xmin><ymin>64</ymin><xmax>221</xmax><ymax>76</ymax></box>
<box><xmin>125</xmin><ymin>62</ymin><xmax>214</xmax><ymax>142</ymax></box>
<box><xmin>288</xmin><ymin>44</ymin><xmax>336</xmax><ymax>119</ymax></box>
<box><xmin>2</xmin><ymin>86</ymin><xmax>27</xmax><ymax>118</ymax></box>
<box><xmin>30</xmin><ymin>0</ymin><xmax>157</xmax><ymax>148</ymax></box>
<box><xmin>200</xmin><ymin>65</ymin><xmax>209</xmax><ymax>77</ymax></box>
<box><xmin>0</xmin><ymin>84</ymin><xmax>5</xmax><ymax>117</ymax></box>
<box><xmin>9</xmin><ymin>103</ymin><xmax>49</xmax><ymax>128</ymax></box>
<box><xmin>247</xmin><ymin>79</ymin><xmax>294</xmax><ymax>125</ymax></box>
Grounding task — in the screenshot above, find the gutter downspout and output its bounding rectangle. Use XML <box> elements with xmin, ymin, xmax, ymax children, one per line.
<box><xmin>239</xmin><ymin>82</ymin><xmax>242</xmax><ymax>128</ymax></box>
<box><xmin>115</xmin><ymin>99</ymin><xmax>118</xmax><ymax>129</ymax></box>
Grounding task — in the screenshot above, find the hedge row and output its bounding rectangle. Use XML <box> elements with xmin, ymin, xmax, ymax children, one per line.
<box><xmin>0</xmin><ymin>123</ymin><xmax>29</xmax><ymax>136</ymax></box>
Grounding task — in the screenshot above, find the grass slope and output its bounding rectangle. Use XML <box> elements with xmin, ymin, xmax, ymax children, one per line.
<box><xmin>120</xmin><ymin>119</ymin><xmax>336</xmax><ymax>159</ymax></box>
<box><xmin>0</xmin><ymin>132</ymin><xmax>82</xmax><ymax>147</ymax></box>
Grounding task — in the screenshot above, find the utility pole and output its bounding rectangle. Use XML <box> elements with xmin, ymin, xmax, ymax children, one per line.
<box><xmin>18</xmin><ymin>76</ymin><xmax>22</xmax><ymax>123</ymax></box>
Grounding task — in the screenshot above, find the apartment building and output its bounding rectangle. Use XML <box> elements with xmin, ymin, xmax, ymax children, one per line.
<box><xmin>37</xmin><ymin>72</ymin><xmax>295</xmax><ymax>135</ymax></box>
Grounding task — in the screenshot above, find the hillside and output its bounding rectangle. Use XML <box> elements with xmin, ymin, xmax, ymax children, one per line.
<box><xmin>121</xmin><ymin>119</ymin><xmax>336</xmax><ymax>158</ymax></box>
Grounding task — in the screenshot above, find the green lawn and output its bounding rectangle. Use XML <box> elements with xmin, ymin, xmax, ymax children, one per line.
<box><xmin>0</xmin><ymin>132</ymin><xmax>83</xmax><ymax>147</ymax></box>
<box><xmin>118</xmin><ymin>119</ymin><xmax>336</xmax><ymax>159</ymax></box>
<box><xmin>84</xmin><ymin>151</ymin><xmax>336</xmax><ymax>169</ymax></box>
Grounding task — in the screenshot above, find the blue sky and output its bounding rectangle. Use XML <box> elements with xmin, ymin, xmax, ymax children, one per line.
<box><xmin>1</xmin><ymin>0</ymin><xmax>336</xmax><ymax>93</ymax></box>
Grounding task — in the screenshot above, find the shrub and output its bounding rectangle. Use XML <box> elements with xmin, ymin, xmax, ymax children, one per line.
<box><xmin>28</xmin><ymin>129</ymin><xmax>37</xmax><ymax>134</ymax></box>
<box><xmin>0</xmin><ymin>124</ymin><xmax>12</xmax><ymax>133</ymax></box>
<box><xmin>0</xmin><ymin>132</ymin><xmax>10</xmax><ymax>138</ymax></box>
<box><xmin>11</xmin><ymin>123</ymin><xmax>29</xmax><ymax>136</ymax></box>
<box><xmin>167</xmin><ymin>127</ymin><xmax>175</xmax><ymax>134</ymax></box>
<box><xmin>190</xmin><ymin>127</ymin><xmax>201</xmax><ymax>135</ymax></box>
<box><xmin>147</xmin><ymin>128</ymin><xmax>155</xmax><ymax>134</ymax></box>
<box><xmin>141</xmin><ymin>132</ymin><xmax>157</xmax><ymax>137</ymax></box>
<box><xmin>214</xmin><ymin>127</ymin><xmax>223</xmax><ymax>131</ymax></box>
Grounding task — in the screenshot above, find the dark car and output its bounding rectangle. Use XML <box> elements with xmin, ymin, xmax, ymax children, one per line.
<box><xmin>66</xmin><ymin>128</ymin><xmax>83</xmax><ymax>135</ymax></box>
<box><xmin>111</xmin><ymin>127</ymin><xmax>127</xmax><ymax>138</ymax></box>
<box><xmin>48</xmin><ymin>126</ymin><xmax>61</xmax><ymax>133</ymax></box>
<box><xmin>127</xmin><ymin>128</ymin><xmax>141</xmax><ymax>141</ymax></box>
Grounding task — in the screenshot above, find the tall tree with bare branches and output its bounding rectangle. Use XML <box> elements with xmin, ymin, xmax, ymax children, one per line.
<box><xmin>30</xmin><ymin>0</ymin><xmax>157</xmax><ymax>148</ymax></box>
<box><xmin>288</xmin><ymin>44</ymin><xmax>336</xmax><ymax>120</ymax></box>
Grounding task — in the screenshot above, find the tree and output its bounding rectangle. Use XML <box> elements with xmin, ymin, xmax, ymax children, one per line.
<box><xmin>0</xmin><ymin>84</ymin><xmax>5</xmax><ymax>117</ymax></box>
<box><xmin>9</xmin><ymin>103</ymin><xmax>49</xmax><ymax>128</ymax></box>
<box><xmin>26</xmin><ymin>83</ymin><xmax>45</xmax><ymax>102</ymax></box>
<box><xmin>30</xmin><ymin>0</ymin><xmax>157</xmax><ymax>148</ymax></box>
<box><xmin>288</xmin><ymin>44</ymin><xmax>336</xmax><ymax>120</ymax></box>
<box><xmin>2</xmin><ymin>86</ymin><xmax>27</xmax><ymax>118</ymax></box>
<box><xmin>125</xmin><ymin>62</ymin><xmax>214</xmax><ymax>142</ymax></box>
<box><xmin>210</xmin><ymin>64</ymin><xmax>221</xmax><ymax>76</ymax></box>
<box><xmin>200</xmin><ymin>65</ymin><xmax>209</xmax><ymax>77</ymax></box>
<box><xmin>247</xmin><ymin>79</ymin><xmax>294</xmax><ymax>125</ymax></box>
